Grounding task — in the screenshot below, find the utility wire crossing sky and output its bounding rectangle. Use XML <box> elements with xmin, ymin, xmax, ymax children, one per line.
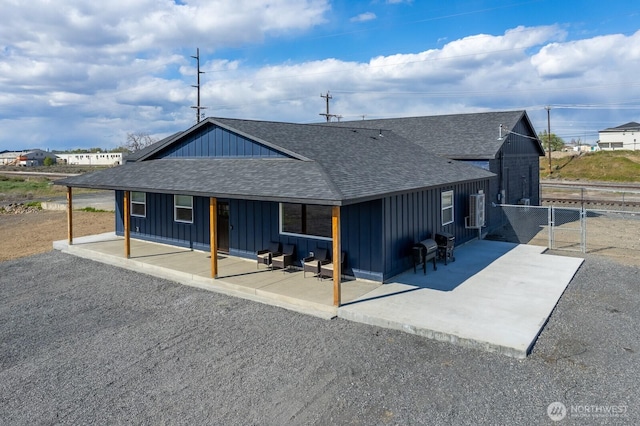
<box><xmin>1</xmin><ymin>0</ymin><xmax>639</xmax><ymax>150</ymax></box>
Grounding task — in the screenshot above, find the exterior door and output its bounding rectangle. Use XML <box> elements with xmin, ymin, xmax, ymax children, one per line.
<box><xmin>217</xmin><ymin>201</ymin><xmax>230</xmax><ymax>253</ymax></box>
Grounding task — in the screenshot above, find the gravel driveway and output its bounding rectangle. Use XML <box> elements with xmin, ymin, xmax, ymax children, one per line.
<box><xmin>1</xmin><ymin>251</ymin><xmax>638</xmax><ymax>424</ymax></box>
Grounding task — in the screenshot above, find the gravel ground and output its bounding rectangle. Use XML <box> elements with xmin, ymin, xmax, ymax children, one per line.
<box><xmin>1</xmin><ymin>251</ymin><xmax>638</xmax><ymax>425</ymax></box>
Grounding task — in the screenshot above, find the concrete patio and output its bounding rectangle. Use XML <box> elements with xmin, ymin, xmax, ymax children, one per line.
<box><xmin>339</xmin><ymin>240</ymin><xmax>584</xmax><ymax>358</ymax></box>
<box><xmin>53</xmin><ymin>233</ymin><xmax>380</xmax><ymax>319</ymax></box>
<box><xmin>53</xmin><ymin>234</ymin><xmax>584</xmax><ymax>358</ymax></box>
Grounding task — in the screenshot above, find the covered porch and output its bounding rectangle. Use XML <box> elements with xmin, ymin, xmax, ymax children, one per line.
<box><xmin>53</xmin><ymin>232</ymin><xmax>381</xmax><ymax>319</ymax></box>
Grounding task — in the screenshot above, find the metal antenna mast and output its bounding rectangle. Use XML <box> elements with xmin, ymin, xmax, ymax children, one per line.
<box><xmin>191</xmin><ymin>48</ymin><xmax>207</xmax><ymax>123</ymax></box>
<box><xmin>319</xmin><ymin>91</ymin><xmax>337</xmax><ymax>122</ymax></box>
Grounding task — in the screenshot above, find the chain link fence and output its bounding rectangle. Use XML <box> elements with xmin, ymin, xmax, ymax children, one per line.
<box><xmin>487</xmin><ymin>203</ymin><xmax>640</xmax><ymax>265</ymax></box>
<box><xmin>584</xmin><ymin>209</ymin><xmax>640</xmax><ymax>263</ymax></box>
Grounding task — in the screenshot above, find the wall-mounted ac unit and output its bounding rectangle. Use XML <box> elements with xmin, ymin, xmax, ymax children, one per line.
<box><xmin>467</xmin><ymin>193</ymin><xmax>485</xmax><ymax>228</ymax></box>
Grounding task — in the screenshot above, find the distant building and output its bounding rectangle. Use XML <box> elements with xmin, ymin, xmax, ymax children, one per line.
<box><xmin>572</xmin><ymin>145</ymin><xmax>599</xmax><ymax>152</ymax></box>
<box><xmin>55</xmin><ymin>152</ymin><xmax>123</xmax><ymax>166</ymax></box>
<box><xmin>597</xmin><ymin>122</ymin><xmax>640</xmax><ymax>150</ymax></box>
<box><xmin>0</xmin><ymin>149</ymin><xmax>58</xmax><ymax>166</ymax></box>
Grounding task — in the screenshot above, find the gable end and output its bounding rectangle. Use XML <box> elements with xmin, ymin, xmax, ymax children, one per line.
<box><xmin>152</xmin><ymin>124</ymin><xmax>291</xmax><ymax>159</ymax></box>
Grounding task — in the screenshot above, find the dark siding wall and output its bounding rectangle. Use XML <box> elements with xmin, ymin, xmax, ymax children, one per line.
<box><xmin>229</xmin><ymin>199</ymin><xmax>384</xmax><ymax>281</ymax></box>
<box><xmin>486</xmin><ymin>169</ymin><xmax>501</xmax><ymax>231</ymax></box>
<box><xmin>116</xmin><ymin>191</ymin><xmax>211</xmax><ymax>251</ymax></box>
<box><xmin>230</xmin><ymin>199</ymin><xmax>280</xmax><ymax>257</ymax></box>
<box><xmin>501</xmin><ymin>118</ymin><xmax>542</xmax><ymax>205</ymax></box>
<box><xmin>116</xmin><ymin>192</ymin><xmax>385</xmax><ymax>280</ymax></box>
<box><xmin>118</xmin><ymin>183</ymin><xmax>505</xmax><ymax>282</ymax></box>
<box><xmin>381</xmin><ymin>180</ymin><xmax>490</xmax><ymax>280</ymax></box>
<box><xmin>156</xmin><ymin>125</ymin><xmax>288</xmax><ymax>159</ymax></box>
<box><xmin>341</xmin><ymin>200</ymin><xmax>384</xmax><ymax>281</ymax></box>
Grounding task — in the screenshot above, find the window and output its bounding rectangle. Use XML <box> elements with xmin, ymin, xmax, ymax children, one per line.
<box><xmin>174</xmin><ymin>195</ymin><xmax>193</xmax><ymax>223</ymax></box>
<box><xmin>130</xmin><ymin>192</ymin><xmax>146</xmax><ymax>217</ymax></box>
<box><xmin>441</xmin><ymin>190</ymin><xmax>454</xmax><ymax>225</ymax></box>
<box><xmin>280</xmin><ymin>203</ymin><xmax>332</xmax><ymax>239</ymax></box>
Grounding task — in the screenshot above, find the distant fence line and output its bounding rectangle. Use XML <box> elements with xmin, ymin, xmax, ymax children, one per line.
<box><xmin>541</xmin><ymin>184</ymin><xmax>640</xmax><ymax>211</ymax></box>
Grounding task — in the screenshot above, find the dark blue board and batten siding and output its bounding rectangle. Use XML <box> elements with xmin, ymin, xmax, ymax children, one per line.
<box><xmin>228</xmin><ymin>199</ymin><xmax>384</xmax><ymax>282</ymax></box>
<box><xmin>153</xmin><ymin>125</ymin><xmax>289</xmax><ymax>159</ymax></box>
<box><xmin>116</xmin><ymin>191</ymin><xmax>212</xmax><ymax>251</ymax></box>
<box><xmin>480</xmin><ymin>118</ymin><xmax>541</xmax><ymax>232</ymax></box>
<box><xmin>381</xmin><ymin>180</ymin><xmax>490</xmax><ymax>280</ymax></box>
<box><xmin>115</xmin><ymin>179</ymin><xmax>489</xmax><ymax>282</ymax></box>
<box><xmin>116</xmin><ymin>193</ymin><xmax>386</xmax><ymax>281</ymax></box>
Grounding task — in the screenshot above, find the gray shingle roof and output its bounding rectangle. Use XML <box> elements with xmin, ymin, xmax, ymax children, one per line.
<box><xmin>57</xmin><ymin>117</ymin><xmax>495</xmax><ymax>205</ymax></box>
<box><xmin>601</xmin><ymin>121</ymin><xmax>640</xmax><ymax>132</ymax></box>
<box><xmin>323</xmin><ymin>110</ymin><xmax>542</xmax><ymax>159</ymax></box>
<box><xmin>58</xmin><ymin>158</ymin><xmax>341</xmax><ymax>204</ymax></box>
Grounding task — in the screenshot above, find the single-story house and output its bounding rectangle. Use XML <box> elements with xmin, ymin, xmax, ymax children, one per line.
<box><xmin>597</xmin><ymin>121</ymin><xmax>640</xmax><ymax>150</ymax></box>
<box><xmin>324</xmin><ymin>110</ymin><xmax>544</xmax><ymax>228</ymax></box>
<box><xmin>56</xmin><ymin>117</ymin><xmax>497</xmax><ymax>302</ymax></box>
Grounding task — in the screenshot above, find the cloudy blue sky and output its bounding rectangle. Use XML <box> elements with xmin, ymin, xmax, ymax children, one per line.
<box><xmin>1</xmin><ymin>0</ymin><xmax>639</xmax><ymax>151</ymax></box>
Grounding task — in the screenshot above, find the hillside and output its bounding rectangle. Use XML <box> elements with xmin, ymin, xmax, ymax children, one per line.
<box><xmin>540</xmin><ymin>150</ymin><xmax>640</xmax><ymax>182</ymax></box>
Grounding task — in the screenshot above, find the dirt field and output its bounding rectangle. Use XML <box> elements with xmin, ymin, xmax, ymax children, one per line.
<box><xmin>0</xmin><ymin>209</ymin><xmax>114</xmax><ymax>262</ymax></box>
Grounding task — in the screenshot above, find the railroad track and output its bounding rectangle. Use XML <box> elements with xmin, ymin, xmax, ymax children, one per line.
<box><xmin>541</xmin><ymin>197</ymin><xmax>640</xmax><ymax>208</ymax></box>
<box><xmin>541</xmin><ymin>181</ymin><xmax>640</xmax><ymax>191</ymax></box>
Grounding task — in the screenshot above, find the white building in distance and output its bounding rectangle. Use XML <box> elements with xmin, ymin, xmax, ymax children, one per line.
<box><xmin>0</xmin><ymin>149</ymin><xmax>58</xmax><ymax>166</ymax></box>
<box><xmin>597</xmin><ymin>122</ymin><xmax>640</xmax><ymax>150</ymax></box>
<box><xmin>55</xmin><ymin>152</ymin><xmax>123</xmax><ymax>165</ymax></box>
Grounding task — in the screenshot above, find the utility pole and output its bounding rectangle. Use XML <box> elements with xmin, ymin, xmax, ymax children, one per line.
<box><xmin>191</xmin><ymin>48</ymin><xmax>207</xmax><ymax>123</ymax></box>
<box><xmin>319</xmin><ymin>91</ymin><xmax>337</xmax><ymax>122</ymax></box>
<box><xmin>545</xmin><ymin>106</ymin><xmax>552</xmax><ymax>175</ymax></box>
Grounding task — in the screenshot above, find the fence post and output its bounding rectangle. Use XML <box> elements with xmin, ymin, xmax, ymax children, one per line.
<box><xmin>581</xmin><ymin>208</ymin><xmax>587</xmax><ymax>253</ymax></box>
<box><xmin>548</xmin><ymin>206</ymin><xmax>554</xmax><ymax>250</ymax></box>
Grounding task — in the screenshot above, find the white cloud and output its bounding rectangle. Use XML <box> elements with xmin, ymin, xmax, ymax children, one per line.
<box><xmin>531</xmin><ymin>30</ymin><xmax>640</xmax><ymax>79</ymax></box>
<box><xmin>0</xmin><ymin>0</ymin><xmax>639</xmax><ymax>151</ymax></box>
<box><xmin>350</xmin><ymin>12</ymin><xmax>377</xmax><ymax>23</ymax></box>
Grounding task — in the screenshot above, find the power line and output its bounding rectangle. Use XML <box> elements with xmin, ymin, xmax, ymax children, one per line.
<box><xmin>190</xmin><ymin>47</ymin><xmax>207</xmax><ymax>123</ymax></box>
<box><xmin>319</xmin><ymin>91</ymin><xmax>338</xmax><ymax>122</ymax></box>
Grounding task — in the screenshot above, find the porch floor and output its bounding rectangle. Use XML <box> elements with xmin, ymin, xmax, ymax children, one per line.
<box><xmin>53</xmin><ymin>233</ymin><xmax>379</xmax><ymax>319</ymax></box>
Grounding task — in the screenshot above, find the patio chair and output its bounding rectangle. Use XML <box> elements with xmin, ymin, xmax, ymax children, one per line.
<box><xmin>320</xmin><ymin>252</ymin><xmax>346</xmax><ymax>280</ymax></box>
<box><xmin>256</xmin><ymin>242</ymin><xmax>281</xmax><ymax>269</ymax></box>
<box><xmin>303</xmin><ymin>248</ymin><xmax>330</xmax><ymax>279</ymax></box>
<box><xmin>271</xmin><ymin>244</ymin><xmax>296</xmax><ymax>272</ymax></box>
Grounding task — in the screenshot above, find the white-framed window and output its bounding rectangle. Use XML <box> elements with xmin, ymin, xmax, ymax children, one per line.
<box><xmin>130</xmin><ymin>191</ymin><xmax>146</xmax><ymax>217</ymax></box>
<box><xmin>280</xmin><ymin>203</ymin><xmax>332</xmax><ymax>240</ymax></box>
<box><xmin>441</xmin><ymin>190</ymin><xmax>454</xmax><ymax>225</ymax></box>
<box><xmin>174</xmin><ymin>195</ymin><xmax>193</xmax><ymax>223</ymax></box>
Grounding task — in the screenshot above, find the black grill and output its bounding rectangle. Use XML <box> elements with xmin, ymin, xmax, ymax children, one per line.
<box><xmin>413</xmin><ymin>238</ymin><xmax>438</xmax><ymax>274</ymax></box>
<box><xmin>435</xmin><ymin>232</ymin><xmax>455</xmax><ymax>264</ymax></box>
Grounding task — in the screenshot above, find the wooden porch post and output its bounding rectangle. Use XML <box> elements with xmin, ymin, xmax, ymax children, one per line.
<box><xmin>123</xmin><ymin>190</ymin><xmax>131</xmax><ymax>258</ymax></box>
<box><xmin>332</xmin><ymin>205</ymin><xmax>341</xmax><ymax>307</ymax></box>
<box><xmin>66</xmin><ymin>186</ymin><xmax>73</xmax><ymax>245</ymax></box>
<box><xmin>210</xmin><ymin>197</ymin><xmax>218</xmax><ymax>278</ymax></box>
